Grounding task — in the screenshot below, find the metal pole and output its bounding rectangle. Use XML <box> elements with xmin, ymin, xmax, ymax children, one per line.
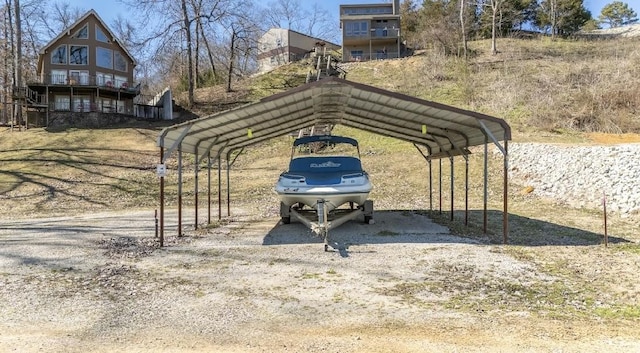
<box><xmin>159</xmin><ymin>147</ymin><xmax>165</xmax><ymax>247</ymax></box>
<box><xmin>194</xmin><ymin>150</ymin><xmax>198</xmax><ymax>230</ymax></box>
<box><xmin>439</xmin><ymin>158</ymin><xmax>442</xmax><ymax>214</ymax></box>
<box><xmin>178</xmin><ymin>145</ymin><xmax>182</xmax><ymax>237</ymax></box>
<box><xmin>450</xmin><ymin>156</ymin><xmax>454</xmax><ymax>221</ymax></box>
<box><xmin>218</xmin><ymin>159</ymin><xmax>222</xmax><ymax>220</ymax></box>
<box><xmin>503</xmin><ymin>138</ymin><xmax>509</xmax><ymax>244</ymax></box>
<box><xmin>207</xmin><ymin>152</ymin><xmax>211</xmax><ymax>225</ymax></box>
<box><xmin>226</xmin><ymin>158</ymin><xmax>231</xmax><ymax>217</ymax></box>
<box><xmin>465</xmin><ymin>155</ymin><xmax>469</xmax><ymax>226</ymax></box>
<box><xmin>397</xmin><ymin>28</ymin><xmax>400</xmax><ymax>58</ymax></box>
<box><xmin>155</xmin><ymin>209</ymin><xmax>158</xmax><ymax>238</ymax></box>
<box><xmin>603</xmin><ymin>192</ymin><xmax>608</xmax><ymax>247</ymax></box>
<box><xmin>428</xmin><ymin>159</ymin><xmax>432</xmax><ymax>213</ymax></box>
<box><xmin>483</xmin><ymin>136</ymin><xmax>488</xmax><ymax>234</ymax></box>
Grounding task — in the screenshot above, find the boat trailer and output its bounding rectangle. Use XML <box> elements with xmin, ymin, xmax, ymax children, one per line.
<box><xmin>280</xmin><ymin>200</ymin><xmax>374</xmax><ymax>251</ymax></box>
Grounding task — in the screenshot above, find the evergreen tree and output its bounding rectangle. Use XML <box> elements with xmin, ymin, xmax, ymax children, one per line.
<box><xmin>535</xmin><ymin>0</ymin><xmax>591</xmax><ymax>37</ymax></box>
<box><xmin>599</xmin><ymin>1</ymin><xmax>638</xmax><ymax>27</ymax></box>
<box><xmin>476</xmin><ymin>0</ymin><xmax>538</xmax><ymax>38</ymax></box>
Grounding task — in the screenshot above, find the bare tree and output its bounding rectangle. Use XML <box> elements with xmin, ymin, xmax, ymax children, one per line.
<box><xmin>264</xmin><ymin>0</ymin><xmax>304</xmax><ymax>30</ymax></box>
<box><xmin>213</xmin><ymin>0</ymin><xmax>260</xmax><ymax>92</ymax></box>
<box><xmin>37</xmin><ymin>1</ymin><xmax>83</xmax><ymax>39</ymax></box>
<box><xmin>460</xmin><ymin>0</ymin><xmax>467</xmax><ymax>58</ymax></box>
<box><xmin>262</xmin><ymin>0</ymin><xmax>338</xmax><ymax>43</ymax></box>
<box><xmin>2</xmin><ymin>4</ymin><xmax>11</xmax><ymax>124</ymax></box>
<box><xmin>490</xmin><ymin>0</ymin><xmax>503</xmax><ymax>54</ymax></box>
<box><xmin>4</xmin><ymin>0</ymin><xmax>21</xmax><ymax>127</ymax></box>
<box><xmin>180</xmin><ymin>0</ymin><xmax>195</xmax><ymax>106</ymax></box>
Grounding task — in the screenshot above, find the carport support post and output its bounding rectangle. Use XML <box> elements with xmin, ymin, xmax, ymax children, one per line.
<box><xmin>503</xmin><ymin>138</ymin><xmax>509</xmax><ymax>244</ymax></box>
<box><xmin>178</xmin><ymin>145</ymin><xmax>183</xmax><ymax>237</ymax></box>
<box><xmin>450</xmin><ymin>156</ymin><xmax>454</xmax><ymax>221</ymax></box>
<box><xmin>218</xmin><ymin>159</ymin><xmax>222</xmax><ymax>220</ymax></box>
<box><xmin>226</xmin><ymin>158</ymin><xmax>231</xmax><ymax>217</ymax></box>
<box><xmin>483</xmin><ymin>136</ymin><xmax>488</xmax><ymax>234</ymax></box>
<box><xmin>464</xmin><ymin>154</ymin><xmax>469</xmax><ymax>226</ymax></box>
<box><xmin>428</xmin><ymin>159</ymin><xmax>432</xmax><ymax>213</ymax></box>
<box><xmin>207</xmin><ymin>152</ymin><xmax>211</xmax><ymax>225</ymax></box>
<box><xmin>159</xmin><ymin>147</ymin><xmax>164</xmax><ymax>247</ymax></box>
<box><xmin>439</xmin><ymin>158</ymin><xmax>442</xmax><ymax>214</ymax></box>
<box><xmin>194</xmin><ymin>150</ymin><xmax>199</xmax><ymax>230</ymax></box>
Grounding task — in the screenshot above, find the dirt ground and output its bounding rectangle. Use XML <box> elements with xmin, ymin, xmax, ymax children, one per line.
<box><xmin>1</xmin><ymin>208</ymin><xmax>639</xmax><ymax>353</ymax></box>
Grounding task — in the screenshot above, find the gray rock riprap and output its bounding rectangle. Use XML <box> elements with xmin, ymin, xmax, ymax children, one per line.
<box><xmin>507</xmin><ymin>143</ymin><xmax>640</xmax><ymax>216</ymax></box>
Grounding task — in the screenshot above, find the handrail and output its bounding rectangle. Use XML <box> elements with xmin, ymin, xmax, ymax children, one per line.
<box><xmin>26</xmin><ymin>74</ymin><xmax>139</xmax><ymax>92</ymax></box>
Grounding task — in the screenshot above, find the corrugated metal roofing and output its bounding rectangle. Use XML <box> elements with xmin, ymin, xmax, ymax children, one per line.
<box><xmin>157</xmin><ymin>77</ymin><xmax>510</xmax><ymax>161</ymax></box>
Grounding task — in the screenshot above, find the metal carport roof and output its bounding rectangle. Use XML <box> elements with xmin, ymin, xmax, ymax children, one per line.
<box><xmin>156</xmin><ymin>76</ymin><xmax>511</xmax><ymax>245</ymax></box>
<box><xmin>157</xmin><ymin>77</ymin><xmax>510</xmax><ymax>161</ymax></box>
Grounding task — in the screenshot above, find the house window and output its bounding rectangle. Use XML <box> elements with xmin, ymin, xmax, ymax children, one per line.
<box><xmin>96</xmin><ymin>72</ymin><xmax>113</xmax><ymax>87</ymax></box>
<box><xmin>98</xmin><ymin>98</ymin><xmax>113</xmax><ymax>112</ymax></box>
<box><xmin>69</xmin><ymin>45</ymin><xmax>88</xmax><ymax>65</ymax></box>
<box><xmin>350</xmin><ymin>50</ymin><xmax>363</xmax><ymax>61</ymax></box>
<box><xmin>51</xmin><ymin>45</ymin><xmax>66</xmax><ymax>64</ymax></box>
<box><xmin>96</xmin><ymin>26</ymin><xmax>109</xmax><ymax>42</ymax></box>
<box><xmin>72</xmin><ymin>96</ymin><xmax>91</xmax><ymax>112</ymax></box>
<box><xmin>96</xmin><ymin>47</ymin><xmax>113</xmax><ymax>69</ymax></box>
<box><xmin>114</xmin><ymin>52</ymin><xmax>127</xmax><ymax>72</ymax></box>
<box><xmin>345</xmin><ymin>22</ymin><xmax>368</xmax><ymax>37</ymax></box>
<box><xmin>115</xmin><ymin>99</ymin><xmax>126</xmax><ymax>113</ymax></box>
<box><xmin>114</xmin><ymin>75</ymin><xmax>127</xmax><ymax>88</ymax></box>
<box><xmin>54</xmin><ymin>95</ymin><xmax>70</xmax><ymax>111</ymax></box>
<box><xmin>69</xmin><ymin>70</ymin><xmax>89</xmax><ymax>85</ymax></box>
<box><xmin>51</xmin><ymin>69</ymin><xmax>67</xmax><ymax>84</ymax></box>
<box><xmin>72</xmin><ymin>24</ymin><xmax>88</xmax><ymax>39</ymax></box>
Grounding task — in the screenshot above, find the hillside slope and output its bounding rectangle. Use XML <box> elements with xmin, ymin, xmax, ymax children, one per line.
<box><xmin>182</xmin><ymin>37</ymin><xmax>640</xmax><ymax>137</ymax></box>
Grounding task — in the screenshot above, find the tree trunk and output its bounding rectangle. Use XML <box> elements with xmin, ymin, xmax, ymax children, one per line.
<box><xmin>198</xmin><ymin>17</ymin><xmax>217</xmax><ymax>82</ymax></box>
<box><xmin>550</xmin><ymin>0</ymin><xmax>557</xmax><ymax>39</ymax></box>
<box><xmin>181</xmin><ymin>0</ymin><xmax>195</xmax><ymax>107</ymax></box>
<box><xmin>226</xmin><ymin>27</ymin><xmax>236</xmax><ymax>93</ymax></box>
<box><xmin>491</xmin><ymin>0</ymin><xmax>498</xmax><ymax>55</ymax></box>
<box><xmin>3</xmin><ymin>2</ymin><xmax>10</xmax><ymax>124</ymax></box>
<box><xmin>194</xmin><ymin>19</ymin><xmax>199</xmax><ymax>89</ymax></box>
<box><xmin>460</xmin><ymin>0</ymin><xmax>467</xmax><ymax>58</ymax></box>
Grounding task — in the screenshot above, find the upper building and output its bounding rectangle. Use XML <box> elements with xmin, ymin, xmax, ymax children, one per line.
<box><xmin>26</xmin><ymin>9</ymin><xmax>139</xmax><ymax>120</ymax></box>
<box><xmin>257</xmin><ymin>28</ymin><xmax>340</xmax><ymax>73</ymax></box>
<box><xmin>340</xmin><ymin>0</ymin><xmax>403</xmax><ymax>62</ymax></box>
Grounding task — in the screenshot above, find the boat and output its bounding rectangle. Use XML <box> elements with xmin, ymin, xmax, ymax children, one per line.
<box><xmin>275</xmin><ymin>135</ymin><xmax>372</xmax><ymax>215</ymax></box>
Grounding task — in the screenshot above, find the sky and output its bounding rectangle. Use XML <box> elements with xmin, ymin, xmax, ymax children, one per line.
<box><xmin>65</xmin><ymin>0</ymin><xmax>620</xmax><ymax>29</ymax></box>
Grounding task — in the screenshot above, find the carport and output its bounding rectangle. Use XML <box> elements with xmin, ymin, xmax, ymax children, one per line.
<box><xmin>156</xmin><ymin>77</ymin><xmax>511</xmax><ymax>246</ymax></box>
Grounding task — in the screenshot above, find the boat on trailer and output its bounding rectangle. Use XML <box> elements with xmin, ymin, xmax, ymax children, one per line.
<box><xmin>275</xmin><ymin>135</ymin><xmax>374</xmax><ymax>251</ymax></box>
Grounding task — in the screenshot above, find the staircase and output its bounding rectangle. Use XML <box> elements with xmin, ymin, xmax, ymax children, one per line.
<box><xmin>14</xmin><ymin>86</ymin><xmax>47</xmax><ymax>108</ymax></box>
<box><xmin>296</xmin><ymin>124</ymin><xmax>333</xmax><ymax>139</ymax></box>
<box><xmin>297</xmin><ymin>49</ymin><xmax>346</xmax><ymax>138</ymax></box>
<box><xmin>305</xmin><ymin>51</ymin><xmax>347</xmax><ymax>83</ymax></box>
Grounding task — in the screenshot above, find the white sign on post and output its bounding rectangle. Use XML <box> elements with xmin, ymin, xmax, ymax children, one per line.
<box><xmin>156</xmin><ymin>164</ymin><xmax>167</xmax><ymax>177</ymax></box>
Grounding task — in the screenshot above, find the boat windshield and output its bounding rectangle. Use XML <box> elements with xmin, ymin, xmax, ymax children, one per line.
<box><xmin>291</xmin><ymin>136</ymin><xmax>360</xmax><ymax>159</ymax></box>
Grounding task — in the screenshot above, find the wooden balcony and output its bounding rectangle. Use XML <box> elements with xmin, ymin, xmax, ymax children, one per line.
<box><xmin>27</xmin><ymin>74</ymin><xmax>140</xmax><ymax>95</ymax></box>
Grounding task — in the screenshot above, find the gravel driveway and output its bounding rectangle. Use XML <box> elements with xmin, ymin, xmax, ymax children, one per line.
<box><xmin>1</xmin><ymin>208</ymin><xmax>639</xmax><ymax>352</ymax></box>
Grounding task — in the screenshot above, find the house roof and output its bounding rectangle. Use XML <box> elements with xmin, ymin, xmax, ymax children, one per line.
<box><xmin>37</xmin><ymin>9</ymin><xmax>137</xmax><ymax>71</ymax></box>
<box><xmin>157</xmin><ymin>77</ymin><xmax>511</xmax><ymax>162</ymax></box>
<box><xmin>262</xmin><ymin>28</ymin><xmax>341</xmax><ymax>50</ymax></box>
